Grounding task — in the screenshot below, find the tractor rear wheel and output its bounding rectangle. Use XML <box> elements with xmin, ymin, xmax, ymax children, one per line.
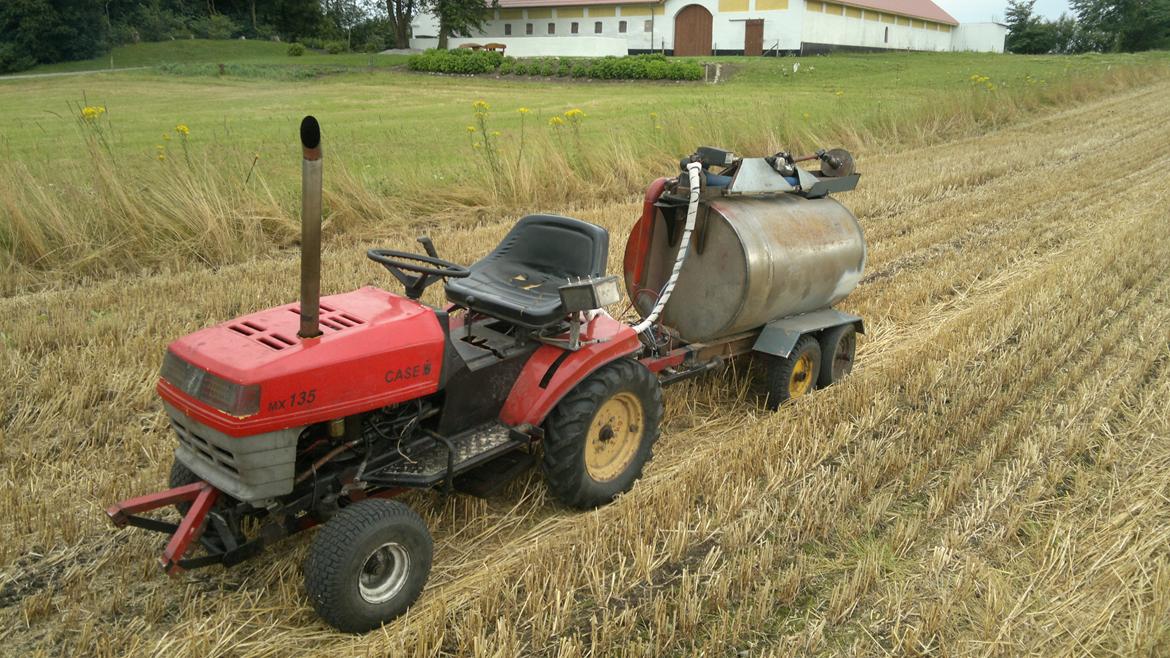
<box><xmin>818</xmin><ymin>324</ymin><xmax>857</xmax><ymax>388</ymax></box>
<box><xmin>304</xmin><ymin>499</ymin><xmax>432</xmax><ymax>634</ymax></box>
<box><xmin>542</xmin><ymin>359</ymin><xmax>664</xmax><ymax>509</ymax></box>
<box><xmin>763</xmin><ymin>335</ymin><xmax>822</xmax><ymax>410</ymax></box>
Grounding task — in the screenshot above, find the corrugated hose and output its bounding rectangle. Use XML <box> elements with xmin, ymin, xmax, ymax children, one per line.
<box><xmin>632</xmin><ymin>161</ymin><xmax>702</xmax><ymax>335</ymax></box>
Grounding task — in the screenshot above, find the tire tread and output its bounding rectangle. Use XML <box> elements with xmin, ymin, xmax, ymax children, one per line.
<box><xmin>541</xmin><ymin>359</ymin><xmax>664</xmax><ymax>509</ymax></box>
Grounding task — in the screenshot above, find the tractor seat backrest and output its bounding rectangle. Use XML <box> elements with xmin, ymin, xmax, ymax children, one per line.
<box><xmin>491</xmin><ymin>215</ymin><xmax>607</xmax><ymax>278</ymax></box>
<box><xmin>445</xmin><ymin>215</ymin><xmax>609</xmax><ymax>329</ymax></box>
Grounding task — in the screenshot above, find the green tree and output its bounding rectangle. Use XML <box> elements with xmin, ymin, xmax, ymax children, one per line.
<box><xmin>429</xmin><ymin>0</ymin><xmax>496</xmax><ymax>48</ymax></box>
<box><xmin>0</xmin><ymin>0</ymin><xmax>108</xmax><ymax>73</ymax></box>
<box><xmin>1071</xmin><ymin>0</ymin><xmax>1170</xmax><ymax>51</ymax></box>
<box><xmin>386</xmin><ymin>0</ymin><xmax>418</xmax><ymax>48</ymax></box>
<box><xmin>1006</xmin><ymin>0</ymin><xmax>1057</xmax><ymax>53</ymax></box>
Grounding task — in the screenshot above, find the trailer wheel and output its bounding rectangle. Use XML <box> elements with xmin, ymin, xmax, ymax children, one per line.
<box><xmin>818</xmin><ymin>324</ymin><xmax>857</xmax><ymax>388</ymax></box>
<box><xmin>304</xmin><ymin>499</ymin><xmax>433</xmax><ymax>634</ymax></box>
<box><xmin>542</xmin><ymin>358</ymin><xmax>663</xmax><ymax>509</ymax></box>
<box><xmin>764</xmin><ymin>336</ymin><xmax>822</xmax><ymax>410</ymax></box>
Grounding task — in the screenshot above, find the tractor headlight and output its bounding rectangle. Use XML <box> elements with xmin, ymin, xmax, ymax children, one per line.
<box><xmin>160</xmin><ymin>351</ymin><xmax>261</xmax><ymax>417</ymax></box>
<box><xmin>559</xmin><ymin>275</ymin><xmax>622</xmax><ymax>314</ymax></box>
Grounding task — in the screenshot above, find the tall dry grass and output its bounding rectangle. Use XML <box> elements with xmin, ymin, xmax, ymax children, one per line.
<box><xmin>1</xmin><ymin>59</ymin><xmax>1167</xmax><ymax>294</ymax></box>
<box><xmin>1</xmin><ymin>79</ymin><xmax>1168</xmax><ymax>656</ymax></box>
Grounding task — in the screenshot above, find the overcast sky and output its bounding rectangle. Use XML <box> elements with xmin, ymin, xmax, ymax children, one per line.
<box><xmin>934</xmin><ymin>0</ymin><xmax>1073</xmax><ymax>23</ymax></box>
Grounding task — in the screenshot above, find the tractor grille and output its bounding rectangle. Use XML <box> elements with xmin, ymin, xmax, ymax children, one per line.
<box><xmin>172</xmin><ymin>417</ymin><xmax>240</xmax><ymax>475</ymax></box>
<box><xmin>164</xmin><ymin>403</ymin><xmax>301</xmax><ymax>503</ymax></box>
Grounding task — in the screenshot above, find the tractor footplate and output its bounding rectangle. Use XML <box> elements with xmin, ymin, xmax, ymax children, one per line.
<box><xmin>372</xmin><ymin>423</ymin><xmax>522</xmax><ymax>486</ymax></box>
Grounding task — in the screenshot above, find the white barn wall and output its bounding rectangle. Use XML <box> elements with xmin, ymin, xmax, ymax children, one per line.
<box><xmin>413</xmin><ymin>0</ymin><xmax>967</xmax><ymax>55</ymax></box>
<box><xmin>423</xmin><ymin>1</ymin><xmax>805</xmax><ymax>54</ymax></box>
<box><xmin>802</xmin><ymin>6</ymin><xmax>952</xmax><ymax>51</ymax></box>
<box><xmin>952</xmin><ymin>23</ymin><xmax>1007</xmax><ymax>53</ymax></box>
<box><xmin>656</xmin><ymin>0</ymin><xmax>806</xmax><ymax>53</ymax></box>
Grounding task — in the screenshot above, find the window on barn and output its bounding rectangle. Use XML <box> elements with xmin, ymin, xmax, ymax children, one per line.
<box><xmin>644</xmin><ymin>19</ymin><xmax>652</xmax><ymax>32</ymax></box>
<box><xmin>548</xmin><ymin>22</ymin><xmax>555</xmax><ymax>33</ymax></box>
<box><xmin>526</xmin><ymin>23</ymin><xmax>533</xmax><ymax>34</ymax></box>
<box><xmin>619</xmin><ymin>20</ymin><xmax>627</xmax><ymax>33</ymax></box>
<box><xmin>571</xmin><ymin>22</ymin><xmax>579</xmax><ymax>33</ymax></box>
<box><xmin>595</xmin><ymin>21</ymin><xmax>603</xmax><ymax>33</ymax></box>
<box><xmin>505</xmin><ymin>24</ymin><xmax>512</xmax><ymax>35</ymax></box>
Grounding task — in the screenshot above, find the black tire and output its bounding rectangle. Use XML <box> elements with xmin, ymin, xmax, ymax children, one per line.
<box><xmin>542</xmin><ymin>358</ymin><xmax>664</xmax><ymax>509</ymax></box>
<box><xmin>763</xmin><ymin>335</ymin><xmax>822</xmax><ymax>410</ymax></box>
<box><xmin>818</xmin><ymin>324</ymin><xmax>857</xmax><ymax>388</ymax></box>
<box><xmin>168</xmin><ymin>458</ymin><xmax>201</xmax><ymax>515</ymax></box>
<box><xmin>304</xmin><ymin>499</ymin><xmax>433</xmax><ymax>634</ymax></box>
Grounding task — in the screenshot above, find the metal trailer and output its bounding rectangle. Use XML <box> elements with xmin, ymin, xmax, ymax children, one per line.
<box><xmin>627</xmin><ymin>145</ymin><xmax>865</xmax><ymax>405</ymax></box>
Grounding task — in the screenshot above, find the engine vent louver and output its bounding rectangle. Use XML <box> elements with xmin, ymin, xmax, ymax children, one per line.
<box><xmin>230</xmin><ymin>305</ymin><xmax>364</xmax><ymax>352</ymax></box>
<box><xmin>288</xmin><ymin>305</ymin><xmax>364</xmax><ymax>334</ymax></box>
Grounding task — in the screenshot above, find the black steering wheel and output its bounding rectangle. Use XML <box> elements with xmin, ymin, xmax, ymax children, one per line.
<box><xmin>368</xmin><ymin>237</ymin><xmax>469</xmax><ymax>300</ymax></box>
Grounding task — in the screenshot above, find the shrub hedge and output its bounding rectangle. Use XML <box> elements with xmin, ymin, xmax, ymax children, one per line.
<box><xmin>407</xmin><ymin>48</ymin><xmax>505</xmax><ymax>74</ymax></box>
<box><xmin>407</xmin><ymin>50</ymin><xmax>702</xmax><ymax>81</ymax></box>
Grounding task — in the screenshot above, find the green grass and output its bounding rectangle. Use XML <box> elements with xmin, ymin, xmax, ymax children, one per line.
<box><xmin>0</xmin><ymin>40</ymin><xmax>1166</xmax><ymax>290</ymax></box>
<box><xmin>2</xmin><ymin>42</ymin><xmax>1162</xmax><ymax>176</ymax></box>
<box><xmin>20</xmin><ymin>39</ymin><xmax>412</xmax><ymax>74</ymax></box>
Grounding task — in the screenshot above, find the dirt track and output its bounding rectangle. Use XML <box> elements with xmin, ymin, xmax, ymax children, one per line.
<box><xmin>2</xmin><ymin>81</ymin><xmax>1169</xmax><ymax>656</ymax></box>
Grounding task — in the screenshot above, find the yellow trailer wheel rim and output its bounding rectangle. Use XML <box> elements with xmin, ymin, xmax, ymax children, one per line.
<box><xmin>789</xmin><ymin>353</ymin><xmax>814</xmax><ymax>398</ymax></box>
<box><xmin>585</xmin><ymin>392</ymin><xmax>643</xmax><ymax>482</ymax></box>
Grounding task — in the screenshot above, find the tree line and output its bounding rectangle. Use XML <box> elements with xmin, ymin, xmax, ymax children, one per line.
<box><xmin>0</xmin><ymin>0</ymin><xmax>494</xmax><ymax>72</ymax></box>
<box><xmin>1006</xmin><ymin>0</ymin><xmax>1170</xmax><ymax>53</ymax></box>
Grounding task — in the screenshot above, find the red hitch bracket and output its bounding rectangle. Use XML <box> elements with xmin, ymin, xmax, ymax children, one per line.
<box><xmin>106</xmin><ymin>481</ymin><xmax>220</xmax><ymax>575</ymax></box>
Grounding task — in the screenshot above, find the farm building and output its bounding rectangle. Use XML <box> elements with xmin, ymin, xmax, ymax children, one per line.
<box><xmin>410</xmin><ymin>0</ymin><xmax>1007</xmax><ymax>57</ymax></box>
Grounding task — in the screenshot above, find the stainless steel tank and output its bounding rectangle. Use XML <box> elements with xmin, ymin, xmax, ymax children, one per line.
<box><xmin>627</xmin><ymin>195</ymin><xmax>866</xmax><ymax>343</ymax></box>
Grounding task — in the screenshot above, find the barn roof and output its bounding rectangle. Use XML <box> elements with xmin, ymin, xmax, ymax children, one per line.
<box><xmin>831</xmin><ymin>0</ymin><xmax>958</xmax><ymax>25</ymax></box>
<box><xmin>497</xmin><ymin>0</ymin><xmax>657</xmax><ymax>6</ymax></box>
<box><xmin>495</xmin><ymin>0</ymin><xmax>959</xmax><ymax>24</ymax></box>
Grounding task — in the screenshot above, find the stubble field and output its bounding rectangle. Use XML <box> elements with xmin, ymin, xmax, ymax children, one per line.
<box><xmin>1</xmin><ymin>55</ymin><xmax>1169</xmax><ymax>657</ymax></box>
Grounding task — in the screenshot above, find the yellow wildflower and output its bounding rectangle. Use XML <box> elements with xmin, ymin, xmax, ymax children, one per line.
<box><xmin>564</xmin><ymin>108</ymin><xmax>585</xmax><ymax>120</ymax></box>
<box><xmin>472</xmin><ymin>100</ymin><xmax>490</xmax><ymax>112</ymax></box>
<box><xmin>157</xmin><ymin>154</ymin><xmax>166</xmax><ymax>161</ymax></box>
<box><xmin>649</xmin><ymin>112</ymin><xmax>658</xmax><ymax>119</ymax></box>
<box><xmin>466</xmin><ymin>125</ymin><xmax>477</xmax><ymax>133</ymax></box>
<box><xmin>490</xmin><ymin>131</ymin><xmax>501</xmax><ymax>137</ymax></box>
<box><xmin>175</xmin><ymin>124</ymin><xmax>190</xmax><ymax>136</ymax></box>
<box><xmin>549</xmin><ymin>116</ymin><xmax>565</xmax><ymax>127</ymax></box>
<box><xmin>517</xmin><ymin>107</ymin><xmax>530</xmax><ymax>114</ymax></box>
<box><xmin>834</xmin><ymin>90</ymin><xmax>844</xmax><ymax>97</ymax></box>
<box><xmin>80</xmin><ymin>105</ymin><xmax>106</xmax><ymax>121</ymax></box>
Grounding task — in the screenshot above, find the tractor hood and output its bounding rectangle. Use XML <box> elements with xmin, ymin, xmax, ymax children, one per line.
<box><xmin>159</xmin><ymin>286</ymin><xmax>446</xmax><ymax>437</ymax></box>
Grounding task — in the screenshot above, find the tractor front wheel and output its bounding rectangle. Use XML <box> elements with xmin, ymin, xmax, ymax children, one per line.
<box><xmin>304</xmin><ymin>499</ymin><xmax>433</xmax><ymax>633</ymax></box>
<box><xmin>542</xmin><ymin>358</ymin><xmax>664</xmax><ymax>509</ymax></box>
<box><xmin>168</xmin><ymin>458</ymin><xmax>200</xmax><ymax>515</ymax></box>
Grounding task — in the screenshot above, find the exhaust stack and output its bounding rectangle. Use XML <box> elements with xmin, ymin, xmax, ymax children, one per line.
<box><xmin>298</xmin><ymin>115</ymin><xmax>323</xmax><ymax>339</ymax></box>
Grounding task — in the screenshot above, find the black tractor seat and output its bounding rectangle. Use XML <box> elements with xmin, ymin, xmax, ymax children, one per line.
<box><xmin>445</xmin><ymin>214</ymin><xmax>609</xmax><ymax>329</ymax></box>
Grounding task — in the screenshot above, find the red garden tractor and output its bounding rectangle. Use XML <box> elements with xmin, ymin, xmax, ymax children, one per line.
<box><xmin>107</xmin><ymin>117</ymin><xmax>865</xmax><ymax>633</ymax></box>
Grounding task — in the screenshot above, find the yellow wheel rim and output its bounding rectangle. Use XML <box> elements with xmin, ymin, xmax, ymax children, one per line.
<box><xmin>788</xmin><ymin>353</ymin><xmax>814</xmax><ymax>398</ymax></box>
<box><xmin>585</xmin><ymin>392</ymin><xmax>643</xmax><ymax>482</ymax></box>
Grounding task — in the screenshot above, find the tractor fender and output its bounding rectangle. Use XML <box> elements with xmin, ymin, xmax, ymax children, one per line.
<box><xmin>499</xmin><ymin>314</ymin><xmax>641</xmax><ymax>428</ymax></box>
<box><xmin>753</xmin><ymin>308</ymin><xmax>865</xmax><ymax>358</ymax></box>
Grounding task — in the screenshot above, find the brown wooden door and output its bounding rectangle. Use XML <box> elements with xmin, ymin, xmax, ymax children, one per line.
<box><xmin>674</xmin><ymin>5</ymin><xmax>713</xmax><ymax>56</ymax></box>
<box><xmin>744</xmin><ymin>19</ymin><xmax>763</xmax><ymax>56</ymax></box>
